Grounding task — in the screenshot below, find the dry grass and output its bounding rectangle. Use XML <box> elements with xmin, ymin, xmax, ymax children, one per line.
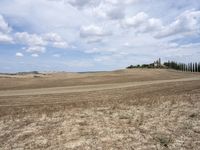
<box><xmin>0</xmin><ymin>69</ymin><xmax>200</xmax><ymax>150</ymax></box>
<box><xmin>0</xmin><ymin>69</ymin><xmax>198</xmax><ymax>90</ymax></box>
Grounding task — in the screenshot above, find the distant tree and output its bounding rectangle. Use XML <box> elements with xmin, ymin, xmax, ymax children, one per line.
<box><xmin>126</xmin><ymin>65</ymin><xmax>134</xmax><ymax>69</ymax></box>
<box><xmin>198</xmin><ymin>62</ymin><xmax>200</xmax><ymax>72</ymax></box>
<box><xmin>195</xmin><ymin>62</ymin><xmax>198</xmax><ymax>72</ymax></box>
<box><xmin>137</xmin><ymin>64</ymin><xmax>140</xmax><ymax>68</ymax></box>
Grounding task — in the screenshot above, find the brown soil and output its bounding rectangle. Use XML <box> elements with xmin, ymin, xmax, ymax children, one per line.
<box><xmin>0</xmin><ymin>69</ymin><xmax>200</xmax><ymax>150</ymax></box>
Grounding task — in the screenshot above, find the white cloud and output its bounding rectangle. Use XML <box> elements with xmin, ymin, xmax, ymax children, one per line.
<box><xmin>80</xmin><ymin>24</ymin><xmax>111</xmax><ymax>43</ymax></box>
<box><xmin>0</xmin><ymin>33</ymin><xmax>13</xmax><ymax>43</ymax></box>
<box><xmin>14</xmin><ymin>32</ymin><xmax>68</xmax><ymax>55</ymax></box>
<box><xmin>0</xmin><ymin>15</ymin><xmax>11</xmax><ymax>33</ymax></box>
<box><xmin>53</xmin><ymin>42</ymin><xmax>68</xmax><ymax>48</ymax></box>
<box><xmin>15</xmin><ymin>32</ymin><xmax>47</xmax><ymax>54</ymax></box>
<box><xmin>147</xmin><ymin>18</ymin><xmax>163</xmax><ymax>31</ymax></box>
<box><xmin>122</xmin><ymin>12</ymin><xmax>163</xmax><ymax>33</ymax></box>
<box><xmin>90</xmin><ymin>0</ymin><xmax>143</xmax><ymax>21</ymax></box>
<box><xmin>43</xmin><ymin>33</ymin><xmax>63</xmax><ymax>42</ymax></box>
<box><xmin>122</xmin><ymin>12</ymin><xmax>148</xmax><ymax>27</ymax></box>
<box><xmin>15</xmin><ymin>32</ymin><xmax>46</xmax><ymax>46</ymax></box>
<box><xmin>16</xmin><ymin>52</ymin><xmax>24</xmax><ymax>57</ymax></box>
<box><xmin>156</xmin><ymin>10</ymin><xmax>200</xmax><ymax>38</ymax></box>
<box><xmin>123</xmin><ymin>42</ymin><xmax>130</xmax><ymax>47</ymax></box>
<box><xmin>26</xmin><ymin>46</ymin><xmax>46</xmax><ymax>53</ymax></box>
<box><xmin>93</xmin><ymin>3</ymin><xmax>125</xmax><ymax>20</ymax></box>
<box><xmin>0</xmin><ymin>15</ymin><xmax>13</xmax><ymax>43</ymax></box>
<box><xmin>43</xmin><ymin>33</ymin><xmax>68</xmax><ymax>48</ymax></box>
<box><xmin>80</xmin><ymin>24</ymin><xmax>110</xmax><ymax>37</ymax></box>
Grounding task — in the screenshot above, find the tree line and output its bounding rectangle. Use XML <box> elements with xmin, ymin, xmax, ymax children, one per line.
<box><xmin>126</xmin><ymin>59</ymin><xmax>200</xmax><ymax>72</ymax></box>
<box><xmin>164</xmin><ymin>61</ymin><xmax>200</xmax><ymax>72</ymax></box>
<box><xmin>127</xmin><ymin>58</ymin><xmax>162</xmax><ymax>69</ymax></box>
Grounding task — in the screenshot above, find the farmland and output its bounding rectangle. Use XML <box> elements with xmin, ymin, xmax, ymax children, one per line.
<box><xmin>0</xmin><ymin>69</ymin><xmax>200</xmax><ymax>150</ymax></box>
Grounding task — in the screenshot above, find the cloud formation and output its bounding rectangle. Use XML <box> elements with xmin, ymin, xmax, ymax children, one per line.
<box><xmin>80</xmin><ymin>25</ymin><xmax>111</xmax><ymax>37</ymax></box>
<box><xmin>25</xmin><ymin>46</ymin><xmax>46</xmax><ymax>53</ymax></box>
<box><xmin>31</xmin><ymin>53</ymin><xmax>39</xmax><ymax>57</ymax></box>
<box><xmin>0</xmin><ymin>15</ymin><xmax>13</xmax><ymax>43</ymax></box>
<box><xmin>121</xmin><ymin>12</ymin><xmax>163</xmax><ymax>34</ymax></box>
<box><xmin>0</xmin><ymin>33</ymin><xmax>13</xmax><ymax>43</ymax></box>
<box><xmin>0</xmin><ymin>15</ymin><xmax>11</xmax><ymax>33</ymax></box>
<box><xmin>15</xmin><ymin>32</ymin><xmax>46</xmax><ymax>47</ymax></box>
<box><xmin>16</xmin><ymin>52</ymin><xmax>24</xmax><ymax>57</ymax></box>
<box><xmin>43</xmin><ymin>33</ymin><xmax>68</xmax><ymax>48</ymax></box>
<box><xmin>80</xmin><ymin>24</ymin><xmax>112</xmax><ymax>43</ymax></box>
<box><xmin>0</xmin><ymin>0</ymin><xmax>200</xmax><ymax>72</ymax></box>
<box><xmin>156</xmin><ymin>10</ymin><xmax>200</xmax><ymax>38</ymax></box>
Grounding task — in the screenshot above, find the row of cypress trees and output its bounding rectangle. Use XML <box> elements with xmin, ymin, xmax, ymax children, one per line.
<box><xmin>164</xmin><ymin>61</ymin><xmax>200</xmax><ymax>72</ymax></box>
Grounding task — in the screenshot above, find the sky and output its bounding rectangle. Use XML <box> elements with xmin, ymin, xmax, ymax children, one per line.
<box><xmin>0</xmin><ymin>0</ymin><xmax>200</xmax><ymax>72</ymax></box>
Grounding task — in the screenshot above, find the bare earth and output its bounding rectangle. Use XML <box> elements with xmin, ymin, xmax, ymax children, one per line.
<box><xmin>0</xmin><ymin>69</ymin><xmax>200</xmax><ymax>150</ymax></box>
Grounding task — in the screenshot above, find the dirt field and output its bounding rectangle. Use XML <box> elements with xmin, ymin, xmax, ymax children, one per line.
<box><xmin>0</xmin><ymin>69</ymin><xmax>200</xmax><ymax>150</ymax></box>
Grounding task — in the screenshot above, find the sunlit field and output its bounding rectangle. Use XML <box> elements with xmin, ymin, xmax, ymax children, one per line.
<box><xmin>0</xmin><ymin>69</ymin><xmax>200</xmax><ymax>149</ymax></box>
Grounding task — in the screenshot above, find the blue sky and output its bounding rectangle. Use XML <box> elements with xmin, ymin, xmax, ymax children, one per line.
<box><xmin>0</xmin><ymin>0</ymin><xmax>200</xmax><ymax>72</ymax></box>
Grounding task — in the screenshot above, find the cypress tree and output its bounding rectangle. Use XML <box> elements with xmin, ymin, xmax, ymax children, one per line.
<box><xmin>193</xmin><ymin>63</ymin><xmax>195</xmax><ymax>72</ymax></box>
<box><xmin>195</xmin><ymin>62</ymin><xmax>198</xmax><ymax>72</ymax></box>
<box><xmin>198</xmin><ymin>62</ymin><xmax>200</xmax><ymax>72</ymax></box>
<box><xmin>191</xmin><ymin>63</ymin><xmax>193</xmax><ymax>72</ymax></box>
